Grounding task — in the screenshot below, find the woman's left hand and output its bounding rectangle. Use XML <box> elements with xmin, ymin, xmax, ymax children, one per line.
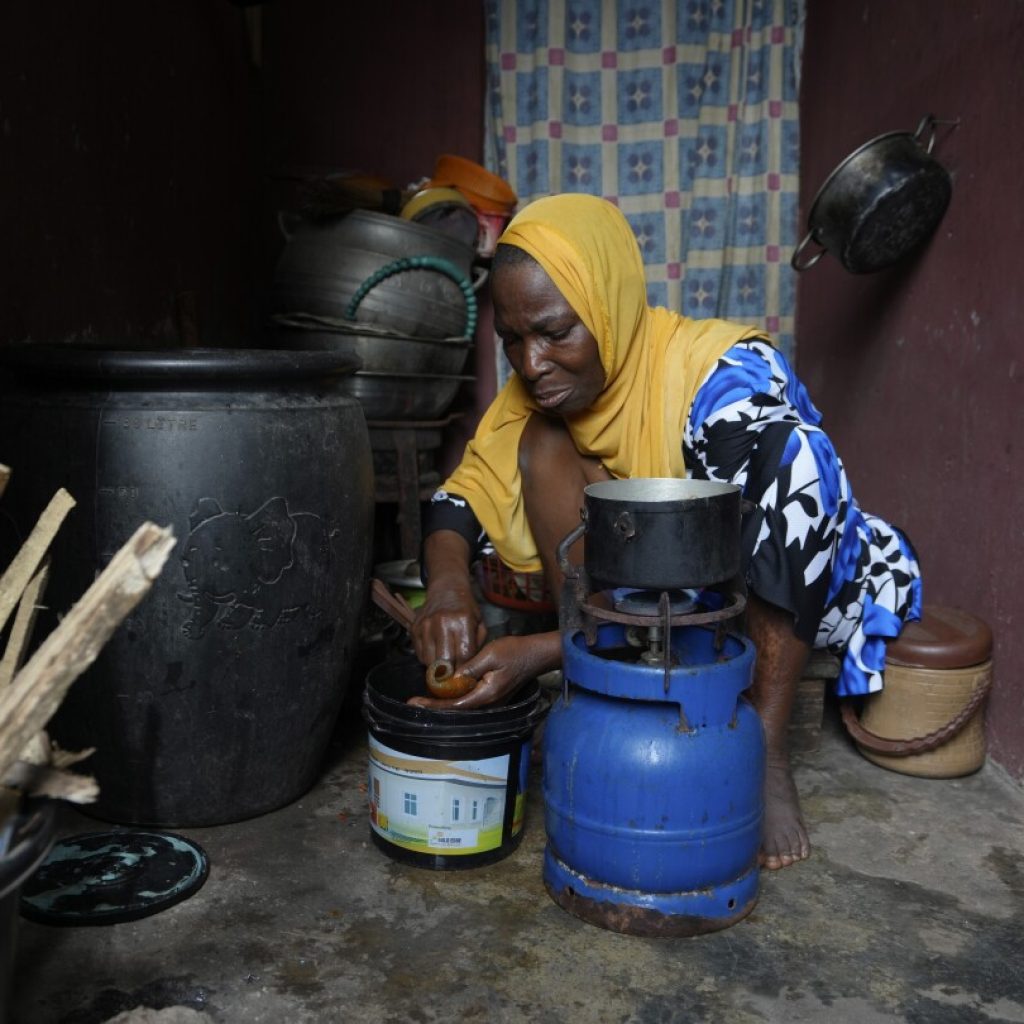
<box><xmin>407</xmin><ymin>631</ymin><xmax>562</xmax><ymax>710</ymax></box>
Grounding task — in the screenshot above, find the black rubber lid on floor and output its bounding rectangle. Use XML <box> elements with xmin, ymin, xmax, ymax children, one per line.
<box><xmin>19</xmin><ymin>830</ymin><xmax>209</xmax><ymax>926</ymax></box>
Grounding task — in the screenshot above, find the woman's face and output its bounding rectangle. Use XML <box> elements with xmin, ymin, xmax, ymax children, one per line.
<box><xmin>492</xmin><ymin>259</ymin><xmax>606</xmax><ymax>416</ymax></box>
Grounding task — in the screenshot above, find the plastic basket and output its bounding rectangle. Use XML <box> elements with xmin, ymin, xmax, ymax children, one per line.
<box><xmin>477</xmin><ymin>553</ymin><xmax>556</xmax><ymax>613</ymax></box>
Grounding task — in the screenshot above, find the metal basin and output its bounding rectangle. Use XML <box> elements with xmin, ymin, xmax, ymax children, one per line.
<box><xmin>271</xmin><ymin>313</ymin><xmax>472</xmax><ymax>377</ymax></box>
<box><xmin>792</xmin><ymin>115</ymin><xmax>953</xmax><ymax>274</ymax></box>
<box><xmin>270</xmin><ymin>210</ymin><xmax>478</xmax><ymax>339</ymax></box>
<box><xmin>339</xmin><ymin>371</ymin><xmax>474</xmax><ymax>422</ymax></box>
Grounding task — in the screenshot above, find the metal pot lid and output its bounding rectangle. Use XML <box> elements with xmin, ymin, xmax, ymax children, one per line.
<box><xmin>20</xmin><ymin>830</ymin><xmax>209</xmax><ymax>926</ymax></box>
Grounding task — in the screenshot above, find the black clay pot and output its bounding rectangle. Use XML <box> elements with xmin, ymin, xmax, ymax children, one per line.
<box><xmin>0</xmin><ymin>347</ymin><xmax>374</xmax><ymax>827</ymax></box>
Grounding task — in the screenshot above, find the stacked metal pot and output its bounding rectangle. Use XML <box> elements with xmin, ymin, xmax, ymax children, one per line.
<box><xmin>269</xmin><ymin>209</ymin><xmax>478</xmax><ymax>423</ymax></box>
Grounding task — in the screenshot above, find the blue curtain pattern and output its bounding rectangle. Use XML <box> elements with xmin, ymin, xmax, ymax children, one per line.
<box><xmin>484</xmin><ymin>0</ymin><xmax>802</xmax><ymax>387</ymax></box>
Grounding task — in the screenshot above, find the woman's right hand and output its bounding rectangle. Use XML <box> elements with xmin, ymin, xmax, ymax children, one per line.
<box><xmin>412</xmin><ymin>530</ymin><xmax>488</xmax><ymax>665</ymax></box>
<box><xmin>412</xmin><ymin>579</ymin><xmax>488</xmax><ymax>667</ymax></box>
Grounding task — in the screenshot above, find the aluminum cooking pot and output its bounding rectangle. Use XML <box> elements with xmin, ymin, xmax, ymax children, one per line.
<box><xmin>566</xmin><ymin>478</ymin><xmax>743</xmax><ymax>591</ymax></box>
<box><xmin>792</xmin><ymin>114</ymin><xmax>954</xmax><ymax>274</ymax></box>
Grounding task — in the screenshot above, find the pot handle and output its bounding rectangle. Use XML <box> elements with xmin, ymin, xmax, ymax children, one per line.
<box><xmin>345</xmin><ymin>256</ymin><xmax>479</xmax><ymax>339</ymax></box>
<box><xmin>911</xmin><ymin>114</ymin><xmax>938</xmax><ymax>154</ymax></box>
<box><xmin>556</xmin><ymin>519</ymin><xmax>587</xmax><ymax>579</ymax></box>
<box><xmin>471</xmin><ymin>265</ymin><xmax>490</xmax><ymax>293</ymax></box>
<box><xmin>790</xmin><ymin>231</ymin><xmax>827</xmax><ymax>272</ymax></box>
<box><xmin>277</xmin><ymin>210</ymin><xmax>304</xmax><ymax>241</ymax></box>
<box><xmin>839</xmin><ymin>670</ymin><xmax>991</xmax><ymax>756</ymax></box>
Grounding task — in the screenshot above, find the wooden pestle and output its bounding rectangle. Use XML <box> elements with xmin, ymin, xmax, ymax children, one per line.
<box><xmin>370</xmin><ymin>578</ymin><xmax>416</xmax><ymax>632</ymax></box>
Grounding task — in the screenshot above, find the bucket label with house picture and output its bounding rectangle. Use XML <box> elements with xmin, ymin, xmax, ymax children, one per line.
<box><xmin>367</xmin><ymin>736</ymin><xmax>527</xmax><ymax>855</ymax></box>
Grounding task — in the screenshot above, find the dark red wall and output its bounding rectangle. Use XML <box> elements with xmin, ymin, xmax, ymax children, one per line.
<box><xmin>0</xmin><ymin>0</ymin><xmax>486</xmax><ymax>350</ymax></box>
<box><xmin>797</xmin><ymin>3</ymin><xmax>1024</xmax><ymax>775</ymax></box>
<box><xmin>259</xmin><ymin>0</ymin><xmax>490</xmax><ymax>467</ymax></box>
<box><xmin>262</xmin><ymin>0</ymin><xmax>485</xmax><ymax>190</ymax></box>
<box><xmin>0</xmin><ymin>2</ymin><xmax>262</xmax><ymax>347</ymax></box>
<box><xmin>1</xmin><ymin>0</ymin><xmax>489</xmax><ymax>445</ymax></box>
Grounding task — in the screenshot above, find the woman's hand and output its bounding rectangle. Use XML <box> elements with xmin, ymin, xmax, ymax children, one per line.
<box><xmin>408</xmin><ymin>632</ymin><xmax>562</xmax><ymax>710</ymax></box>
<box><xmin>412</xmin><ymin>530</ymin><xmax>487</xmax><ymax>665</ymax></box>
<box><xmin>412</xmin><ymin>580</ymin><xmax>488</xmax><ymax>667</ymax></box>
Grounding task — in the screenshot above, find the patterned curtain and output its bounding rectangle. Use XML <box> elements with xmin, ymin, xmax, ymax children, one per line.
<box><xmin>484</xmin><ymin>0</ymin><xmax>802</xmax><ymax>387</ymax></box>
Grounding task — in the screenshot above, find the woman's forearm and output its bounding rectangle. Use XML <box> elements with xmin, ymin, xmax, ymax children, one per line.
<box><xmin>528</xmin><ymin>630</ymin><xmax>564</xmax><ymax>675</ymax></box>
<box><xmin>422</xmin><ymin>529</ymin><xmax>474</xmax><ymax>588</ymax></box>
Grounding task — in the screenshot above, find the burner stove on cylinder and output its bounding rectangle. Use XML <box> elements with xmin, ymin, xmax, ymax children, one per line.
<box><xmin>541</xmin><ymin>478</ymin><xmax>765</xmax><ymax>936</ymax></box>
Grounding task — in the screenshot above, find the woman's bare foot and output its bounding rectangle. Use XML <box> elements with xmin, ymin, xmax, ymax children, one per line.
<box><xmin>760</xmin><ymin>761</ymin><xmax>810</xmax><ymax>870</ymax></box>
<box><xmin>742</xmin><ymin>594</ymin><xmax>813</xmax><ymax>871</ymax></box>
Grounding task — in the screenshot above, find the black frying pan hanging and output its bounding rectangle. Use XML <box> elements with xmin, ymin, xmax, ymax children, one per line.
<box><xmin>792</xmin><ymin>114</ymin><xmax>955</xmax><ymax>274</ymax></box>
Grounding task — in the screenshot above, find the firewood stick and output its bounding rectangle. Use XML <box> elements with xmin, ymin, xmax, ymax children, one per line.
<box><xmin>15</xmin><ymin>731</ymin><xmax>93</xmax><ymax>772</ymax></box>
<box><xmin>0</xmin><ymin>488</ymin><xmax>75</xmax><ymax>635</ymax></box>
<box><xmin>0</xmin><ymin>522</ymin><xmax>175</xmax><ymax>776</ymax></box>
<box><xmin>2</xmin><ymin>762</ymin><xmax>99</xmax><ymax>804</ymax></box>
<box><xmin>0</xmin><ymin>464</ymin><xmax>9</xmax><ymax>501</ymax></box>
<box><xmin>17</xmin><ymin>733</ymin><xmax>50</xmax><ymax>765</ymax></box>
<box><xmin>0</xmin><ymin>562</ymin><xmax>50</xmax><ymax>688</ymax></box>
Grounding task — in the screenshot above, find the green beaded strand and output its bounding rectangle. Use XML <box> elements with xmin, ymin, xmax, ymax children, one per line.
<box><xmin>345</xmin><ymin>256</ymin><xmax>478</xmax><ymax>339</ymax></box>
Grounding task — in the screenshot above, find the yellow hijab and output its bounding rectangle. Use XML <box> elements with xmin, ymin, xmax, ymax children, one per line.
<box><xmin>443</xmin><ymin>194</ymin><xmax>764</xmax><ymax>573</ymax></box>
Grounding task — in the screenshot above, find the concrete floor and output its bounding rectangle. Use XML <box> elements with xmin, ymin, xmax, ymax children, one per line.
<box><xmin>11</xmin><ymin>698</ymin><xmax>1024</xmax><ymax>1024</ymax></box>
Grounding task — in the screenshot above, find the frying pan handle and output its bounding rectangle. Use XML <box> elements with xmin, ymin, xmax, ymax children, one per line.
<box><xmin>790</xmin><ymin>231</ymin><xmax>827</xmax><ymax>272</ymax></box>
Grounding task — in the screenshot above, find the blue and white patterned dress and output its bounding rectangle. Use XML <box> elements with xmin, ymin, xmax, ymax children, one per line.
<box><xmin>425</xmin><ymin>339</ymin><xmax>922</xmax><ymax>697</ymax></box>
<box><xmin>686</xmin><ymin>340</ymin><xmax>922</xmax><ymax>696</ymax></box>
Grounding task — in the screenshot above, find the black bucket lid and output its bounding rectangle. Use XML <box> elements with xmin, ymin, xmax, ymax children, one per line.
<box><xmin>364</xmin><ymin>655</ymin><xmax>548</xmax><ymax>739</ymax></box>
<box><xmin>19</xmin><ymin>830</ymin><xmax>209</xmax><ymax>926</ymax></box>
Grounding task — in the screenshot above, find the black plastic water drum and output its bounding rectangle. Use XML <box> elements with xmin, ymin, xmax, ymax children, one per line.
<box><xmin>0</xmin><ymin>346</ymin><xmax>374</xmax><ymax>827</ymax></box>
<box><xmin>363</xmin><ymin>657</ymin><xmax>548</xmax><ymax>869</ymax></box>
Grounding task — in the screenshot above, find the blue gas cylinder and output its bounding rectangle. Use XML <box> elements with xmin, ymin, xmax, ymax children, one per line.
<box><xmin>543</xmin><ymin>622</ymin><xmax>764</xmax><ymax>936</ymax></box>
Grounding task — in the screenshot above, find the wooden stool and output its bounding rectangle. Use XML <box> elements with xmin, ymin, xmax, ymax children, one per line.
<box><xmin>788</xmin><ymin>650</ymin><xmax>840</xmax><ymax>754</ymax></box>
<box><xmin>843</xmin><ymin>605</ymin><xmax>993</xmax><ymax>778</ymax></box>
